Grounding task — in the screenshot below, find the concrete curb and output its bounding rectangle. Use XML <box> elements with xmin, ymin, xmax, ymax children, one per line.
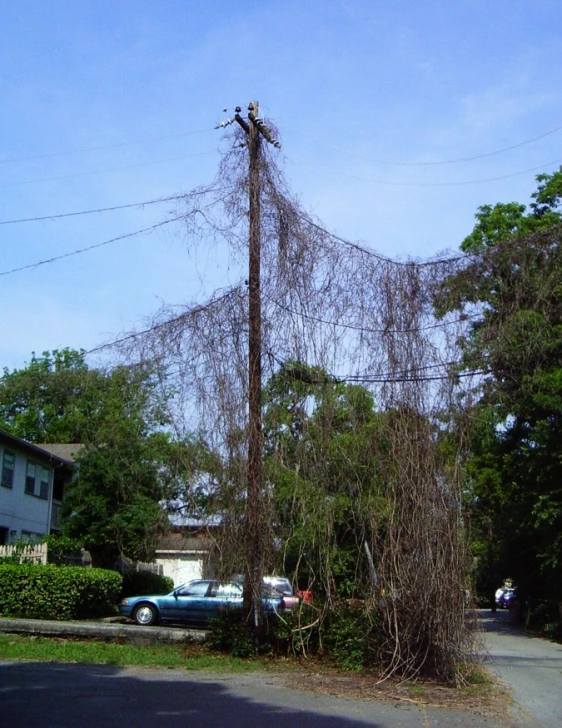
<box><xmin>0</xmin><ymin>617</ymin><xmax>207</xmax><ymax>644</ymax></box>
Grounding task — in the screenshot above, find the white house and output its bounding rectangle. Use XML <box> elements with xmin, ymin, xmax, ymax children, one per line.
<box><xmin>154</xmin><ymin>533</ymin><xmax>215</xmax><ymax>586</ymax></box>
<box><xmin>0</xmin><ymin>429</ymin><xmax>78</xmax><ymax>545</ymax></box>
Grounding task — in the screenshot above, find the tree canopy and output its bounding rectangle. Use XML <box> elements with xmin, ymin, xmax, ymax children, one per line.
<box><xmin>0</xmin><ymin>349</ymin><xmax>209</xmax><ymax>568</ymax></box>
<box><xmin>435</xmin><ymin>168</ymin><xmax>562</xmax><ymax>600</ymax></box>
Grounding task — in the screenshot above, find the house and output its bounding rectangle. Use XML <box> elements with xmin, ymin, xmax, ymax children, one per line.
<box><xmin>153</xmin><ymin>530</ymin><xmax>215</xmax><ymax>586</ymax></box>
<box><xmin>147</xmin><ymin>526</ymin><xmax>216</xmax><ymax>586</ymax></box>
<box><xmin>0</xmin><ymin>429</ymin><xmax>79</xmax><ymax>545</ymax></box>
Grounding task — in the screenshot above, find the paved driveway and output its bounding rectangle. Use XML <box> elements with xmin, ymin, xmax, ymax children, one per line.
<box><xmin>480</xmin><ymin>609</ymin><xmax>562</xmax><ymax>728</ymax></box>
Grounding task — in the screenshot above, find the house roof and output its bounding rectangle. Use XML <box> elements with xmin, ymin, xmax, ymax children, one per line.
<box><xmin>0</xmin><ymin>428</ymin><xmax>78</xmax><ymax>466</ymax></box>
<box><xmin>34</xmin><ymin>443</ymin><xmax>84</xmax><ymax>463</ymax></box>
<box><xmin>156</xmin><ymin>536</ymin><xmax>214</xmax><ymax>553</ymax></box>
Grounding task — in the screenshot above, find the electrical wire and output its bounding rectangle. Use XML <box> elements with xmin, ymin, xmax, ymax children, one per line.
<box><xmin>0</xmin><ymin>217</ymin><xmax>182</xmax><ymax>277</ymax></box>
<box><xmin>339</xmin><ymin>369</ymin><xmax>484</xmax><ymax>384</ymax></box>
<box><xmin>84</xmin><ymin>284</ymin><xmax>245</xmax><ymax>355</ymax></box>
<box><xmin>264</xmin><ymin>290</ymin><xmax>476</xmax><ymax>334</ymax></box>
<box><xmin>293</xmin><ymin>209</ymin><xmax>465</xmax><ymax>267</ymax></box>
<box><xmin>0</xmin><ymin>195</ymin><xmax>183</xmax><ymax>225</ymax></box>
<box><xmin>0</xmin><ymin>150</ymin><xmax>217</xmax><ymax>189</ymax></box>
<box><xmin>288</xmin><ymin>123</ymin><xmax>562</xmax><ymax>166</ymax></box>
<box><xmin>0</xmin><ymin>127</ymin><xmax>216</xmax><ymax>165</ymax></box>
<box><xmin>0</xmin><ymin>186</ymin><xmax>234</xmax><ymax>225</ymax></box>
<box><xmin>290</xmin><ymin>154</ymin><xmax>562</xmax><ymax>187</ymax></box>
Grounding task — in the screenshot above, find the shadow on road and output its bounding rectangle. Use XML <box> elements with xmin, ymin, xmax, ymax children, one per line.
<box><xmin>1</xmin><ymin>661</ymin><xmax>385</xmax><ymax>728</ymax></box>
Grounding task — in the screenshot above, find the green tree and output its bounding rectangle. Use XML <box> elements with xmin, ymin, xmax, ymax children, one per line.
<box><xmin>0</xmin><ymin>348</ymin><xmax>92</xmax><ymax>442</ymax></box>
<box><xmin>0</xmin><ymin>349</ymin><xmax>208</xmax><ymax>568</ymax></box>
<box><xmin>263</xmin><ymin>362</ymin><xmax>386</xmax><ymax>600</ymax></box>
<box><xmin>435</xmin><ymin>169</ymin><xmax>562</xmax><ymax>600</ymax></box>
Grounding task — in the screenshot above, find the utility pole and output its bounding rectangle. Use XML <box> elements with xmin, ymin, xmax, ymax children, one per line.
<box><xmin>217</xmin><ymin>102</ymin><xmax>280</xmax><ymax>635</ymax></box>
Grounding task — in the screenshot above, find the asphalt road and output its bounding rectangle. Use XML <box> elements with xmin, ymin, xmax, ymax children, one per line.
<box><xmin>480</xmin><ymin>608</ymin><xmax>562</xmax><ymax>728</ymax></box>
<box><xmin>1</xmin><ymin>611</ymin><xmax>561</xmax><ymax>727</ymax></box>
<box><xmin>0</xmin><ymin>661</ymin><xmax>505</xmax><ymax>728</ymax></box>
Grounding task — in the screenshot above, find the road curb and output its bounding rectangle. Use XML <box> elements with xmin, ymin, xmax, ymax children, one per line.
<box><xmin>0</xmin><ymin>617</ymin><xmax>207</xmax><ymax>644</ymax></box>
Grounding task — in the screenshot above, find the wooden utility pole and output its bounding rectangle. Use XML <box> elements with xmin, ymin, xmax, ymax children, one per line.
<box><xmin>217</xmin><ymin>102</ymin><xmax>280</xmax><ymax>633</ymax></box>
<box><xmin>245</xmin><ymin>102</ymin><xmax>263</xmax><ymax>629</ymax></box>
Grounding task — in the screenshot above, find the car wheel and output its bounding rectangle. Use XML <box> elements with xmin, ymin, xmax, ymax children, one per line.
<box><xmin>133</xmin><ymin>603</ymin><xmax>159</xmax><ymax>626</ymax></box>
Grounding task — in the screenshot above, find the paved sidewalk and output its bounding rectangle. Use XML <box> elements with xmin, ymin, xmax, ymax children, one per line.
<box><xmin>479</xmin><ymin>609</ymin><xmax>562</xmax><ymax>728</ymax></box>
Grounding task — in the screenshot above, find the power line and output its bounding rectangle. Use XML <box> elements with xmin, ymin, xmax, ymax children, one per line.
<box><xmin>0</xmin><ymin>217</ymin><xmax>183</xmax><ymax>277</ymax></box>
<box><xmin>289</xmin><ymin>122</ymin><xmax>562</xmax><ymax>166</ymax></box>
<box><xmin>0</xmin><ymin>195</ymin><xmax>183</xmax><ymax>225</ymax></box>
<box><xmin>0</xmin><ymin>127</ymin><xmax>216</xmax><ymax>165</ymax></box>
<box><xmin>340</xmin><ymin>368</ymin><xmax>484</xmax><ymax>384</ymax></box>
<box><xmin>0</xmin><ymin>150</ymin><xmax>216</xmax><ymax>189</ymax></box>
<box><xmin>84</xmin><ymin>285</ymin><xmax>245</xmax><ymax>355</ymax></box>
<box><xmin>264</xmin><ymin>290</ymin><xmax>476</xmax><ymax>333</ymax></box>
<box><xmin>0</xmin><ymin>187</ymin><xmax>233</xmax><ymax>225</ymax></box>
<box><xmin>293</xmin><ymin>209</ymin><xmax>465</xmax><ymax>267</ymax></box>
<box><xmin>290</xmin><ymin>154</ymin><xmax>562</xmax><ymax>187</ymax></box>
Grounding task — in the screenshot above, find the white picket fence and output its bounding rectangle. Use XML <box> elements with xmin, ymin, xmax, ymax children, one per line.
<box><xmin>0</xmin><ymin>542</ymin><xmax>48</xmax><ymax>565</ymax></box>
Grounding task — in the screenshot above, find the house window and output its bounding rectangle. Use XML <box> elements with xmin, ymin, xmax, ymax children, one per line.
<box><xmin>25</xmin><ymin>462</ymin><xmax>50</xmax><ymax>500</ymax></box>
<box><xmin>25</xmin><ymin>462</ymin><xmax>36</xmax><ymax>494</ymax></box>
<box><xmin>1</xmin><ymin>451</ymin><xmax>15</xmax><ymax>488</ymax></box>
<box><xmin>21</xmin><ymin>530</ymin><xmax>42</xmax><ymax>543</ymax></box>
<box><xmin>39</xmin><ymin>467</ymin><xmax>50</xmax><ymax>499</ymax></box>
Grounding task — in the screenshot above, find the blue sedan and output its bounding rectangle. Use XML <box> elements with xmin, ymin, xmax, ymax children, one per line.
<box><xmin>119</xmin><ymin>579</ymin><xmax>286</xmax><ymax>626</ymax></box>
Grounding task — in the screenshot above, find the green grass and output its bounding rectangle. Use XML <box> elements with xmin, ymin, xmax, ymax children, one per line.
<box><xmin>0</xmin><ymin>633</ymin><xmax>269</xmax><ymax>672</ymax></box>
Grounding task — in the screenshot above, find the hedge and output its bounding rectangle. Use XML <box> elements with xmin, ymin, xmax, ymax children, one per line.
<box><xmin>120</xmin><ymin>570</ymin><xmax>174</xmax><ymax>599</ymax></box>
<box><xmin>0</xmin><ymin>563</ymin><xmax>123</xmax><ymax>620</ymax></box>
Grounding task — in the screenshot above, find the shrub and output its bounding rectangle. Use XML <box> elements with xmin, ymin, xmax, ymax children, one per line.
<box><xmin>323</xmin><ymin>603</ymin><xmax>376</xmax><ymax>671</ymax></box>
<box><xmin>208</xmin><ymin>600</ymin><xmax>380</xmax><ymax>670</ymax></box>
<box><xmin>0</xmin><ymin>563</ymin><xmax>122</xmax><ymax>620</ymax></box>
<box><xmin>272</xmin><ymin>602</ymin><xmax>321</xmax><ymax>656</ymax></box>
<box><xmin>207</xmin><ymin>609</ymin><xmax>258</xmax><ymax>657</ymax></box>
<box><xmin>526</xmin><ymin>600</ymin><xmax>562</xmax><ymax>640</ymax></box>
<box><xmin>120</xmin><ymin>571</ymin><xmax>174</xmax><ymax>599</ymax></box>
<box><xmin>43</xmin><ymin>534</ymin><xmax>83</xmax><ymax>565</ymax></box>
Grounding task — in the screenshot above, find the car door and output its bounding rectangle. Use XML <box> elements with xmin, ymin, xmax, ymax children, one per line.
<box><xmin>165</xmin><ymin>580</ymin><xmax>212</xmax><ymax>624</ymax></box>
<box><xmin>204</xmin><ymin>581</ymin><xmax>243</xmax><ymax>623</ymax></box>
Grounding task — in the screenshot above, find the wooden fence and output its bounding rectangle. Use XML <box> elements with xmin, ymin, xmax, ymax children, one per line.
<box><xmin>0</xmin><ymin>542</ymin><xmax>48</xmax><ymax>565</ymax></box>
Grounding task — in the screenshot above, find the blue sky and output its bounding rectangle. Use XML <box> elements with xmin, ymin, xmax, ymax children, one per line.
<box><xmin>1</xmin><ymin>0</ymin><xmax>560</xmax><ymax>370</ymax></box>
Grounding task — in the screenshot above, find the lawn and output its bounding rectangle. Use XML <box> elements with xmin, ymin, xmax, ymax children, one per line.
<box><xmin>0</xmin><ymin>633</ymin><xmax>267</xmax><ymax>672</ymax></box>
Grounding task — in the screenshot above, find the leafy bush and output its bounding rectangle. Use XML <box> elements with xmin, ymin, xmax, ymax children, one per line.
<box><xmin>0</xmin><ymin>563</ymin><xmax>122</xmax><ymax>620</ymax></box>
<box><xmin>323</xmin><ymin>603</ymin><xmax>376</xmax><ymax>671</ymax></box>
<box><xmin>207</xmin><ymin>608</ymin><xmax>257</xmax><ymax>657</ymax></box>
<box><xmin>120</xmin><ymin>571</ymin><xmax>174</xmax><ymax>599</ymax></box>
<box><xmin>526</xmin><ymin>600</ymin><xmax>562</xmax><ymax>640</ymax></box>
<box><xmin>208</xmin><ymin>600</ymin><xmax>378</xmax><ymax>670</ymax></box>
<box><xmin>43</xmin><ymin>534</ymin><xmax>83</xmax><ymax>564</ymax></box>
<box><xmin>272</xmin><ymin>602</ymin><xmax>321</xmax><ymax>656</ymax></box>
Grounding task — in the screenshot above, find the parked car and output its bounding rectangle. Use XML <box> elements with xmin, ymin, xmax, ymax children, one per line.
<box><xmin>119</xmin><ymin>579</ymin><xmax>286</xmax><ymax>626</ymax></box>
<box><xmin>262</xmin><ymin>576</ymin><xmax>304</xmax><ymax>609</ymax></box>
<box><xmin>496</xmin><ymin>588</ymin><xmax>516</xmax><ymax>609</ymax></box>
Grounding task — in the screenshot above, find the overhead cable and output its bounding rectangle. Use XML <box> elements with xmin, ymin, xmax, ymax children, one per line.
<box><xmin>264</xmin><ymin>290</ymin><xmax>476</xmax><ymax>333</ymax></box>
<box><xmin>0</xmin><ymin>150</ymin><xmax>217</xmax><ymax>189</ymax></box>
<box><xmin>0</xmin><ymin>127</ymin><xmax>215</xmax><ymax>165</ymax></box>
<box><xmin>0</xmin><ymin>186</ymin><xmax>233</xmax><ymax>225</ymax></box>
<box><xmin>0</xmin><ymin>195</ymin><xmax>183</xmax><ymax>225</ymax></box>
<box><xmin>289</xmin><ymin>122</ymin><xmax>562</xmax><ymax>166</ymax></box>
<box><xmin>0</xmin><ymin>218</ymin><xmax>182</xmax><ymax>277</ymax></box>
<box><xmin>290</xmin><ymin>154</ymin><xmax>562</xmax><ymax>187</ymax></box>
<box><xmin>84</xmin><ymin>285</ymin><xmax>245</xmax><ymax>355</ymax></box>
<box><xmin>293</xmin><ymin>209</ymin><xmax>464</xmax><ymax>267</ymax></box>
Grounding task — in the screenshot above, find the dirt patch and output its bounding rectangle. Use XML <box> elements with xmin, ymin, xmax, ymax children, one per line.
<box><xmin>278</xmin><ymin>667</ymin><xmax>512</xmax><ymax>721</ymax></box>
